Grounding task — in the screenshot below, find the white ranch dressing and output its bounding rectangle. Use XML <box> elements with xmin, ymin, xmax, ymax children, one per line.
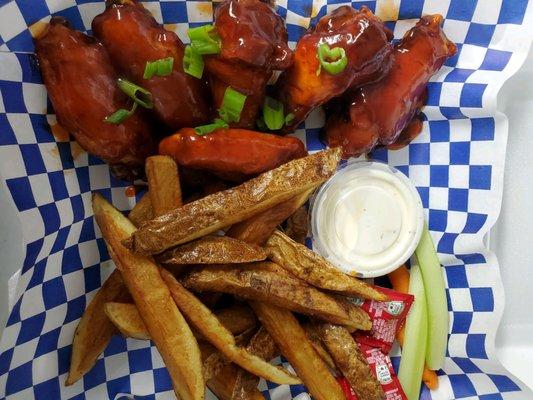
<box><xmin>311</xmin><ymin>161</ymin><xmax>424</xmax><ymax>278</ymax></box>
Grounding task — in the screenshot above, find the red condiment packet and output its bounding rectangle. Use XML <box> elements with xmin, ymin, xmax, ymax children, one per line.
<box><xmin>354</xmin><ymin>286</ymin><xmax>414</xmax><ymax>354</ymax></box>
<box><xmin>337</xmin><ymin>343</ymin><xmax>407</xmax><ymax>400</ymax></box>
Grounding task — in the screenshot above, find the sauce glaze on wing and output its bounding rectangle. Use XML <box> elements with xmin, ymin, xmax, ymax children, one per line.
<box><xmin>276</xmin><ymin>6</ymin><xmax>393</xmax><ymax>131</ymax></box>
<box><xmin>34</xmin><ymin>17</ymin><xmax>154</xmax><ymax>177</ymax></box>
<box><xmin>92</xmin><ymin>0</ymin><xmax>210</xmax><ymax>130</ymax></box>
<box><xmin>206</xmin><ymin>0</ymin><xmax>293</xmax><ymax>128</ymax></box>
<box><xmin>326</xmin><ymin>15</ymin><xmax>457</xmax><ymax>158</ymax></box>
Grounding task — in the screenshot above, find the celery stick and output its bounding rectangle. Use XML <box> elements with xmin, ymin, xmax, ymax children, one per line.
<box><xmin>415</xmin><ymin>222</ymin><xmax>448</xmax><ymax>370</ymax></box>
<box><xmin>398</xmin><ymin>261</ymin><xmax>428</xmax><ymax>400</ymax></box>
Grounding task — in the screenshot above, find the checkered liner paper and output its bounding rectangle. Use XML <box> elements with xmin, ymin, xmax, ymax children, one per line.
<box><xmin>0</xmin><ymin>0</ymin><xmax>532</xmax><ymax>399</ymax></box>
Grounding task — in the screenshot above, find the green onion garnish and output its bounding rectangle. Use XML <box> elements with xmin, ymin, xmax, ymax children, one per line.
<box><xmin>194</xmin><ymin>118</ymin><xmax>229</xmax><ymax>135</ymax></box>
<box><xmin>104</xmin><ymin>102</ymin><xmax>138</xmax><ymax>125</ymax></box>
<box><xmin>143</xmin><ymin>57</ymin><xmax>174</xmax><ymax>79</ymax></box>
<box><xmin>117</xmin><ymin>78</ymin><xmax>153</xmax><ymax>109</ymax></box>
<box><xmin>218</xmin><ymin>87</ymin><xmax>247</xmax><ymax>123</ymax></box>
<box><xmin>316</xmin><ymin>43</ymin><xmax>348</xmax><ymax>76</ymax></box>
<box><xmin>284</xmin><ymin>113</ymin><xmax>295</xmax><ymax>126</ymax></box>
<box><xmin>188</xmin><ymin>24</ymin><xmax>221</xmax><ymax>55</ymax></box>
<box><xmin>262</xmin><ymin>97</ymin><xmax>285</xmax><ymax>130</ymax></box>
<box><xmin>183</xmin><ymin>45</ymin><xmax>205</xmax><ymax>79</ymax></box>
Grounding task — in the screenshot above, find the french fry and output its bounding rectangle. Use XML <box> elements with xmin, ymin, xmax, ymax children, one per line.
<box><xmin>157</xmin><ymin>235</ymin><xmax>266</xmax><ymax>266</ymax></box>
<box><xmin>66</xmin><ymin>269</ymin><xmax>131</xmax><ymax>385</ymax></box>
<box><xmin>125</xmin><ymin>148</ymin><xmax>342</xmax><ymax>255</ymax></box>
<box><xmin>128</xmin><ymin>192</ymin><xmax>154</xmax><ymax>227</ymax></box>
<box><xmin>208</xmin><ymin>364</ymin><xmax>265</xmax><ymax>400</ymax></box>
<box><xmin>302</xmin><ymin>323</ymin><xmax>337</xmax><ymax>371</ymax></box>
<box><xmin>160</xmin><ymin>268</ymin><xmax>300</xmax><ymax>385</ymax></box>
<box><xmin>226</xmin><ymin>188</ymin><xmax>314</xmax><ymax>245</ymax></box>
<box><xmin>183</xmin><ymin>262</ymin><xmax>371</xmax><ymax>331</ymax></box>
<box><xmin>284</xmin><ymin>205</ymin><xmax>309</xmax><ymax>244</ymax></box>
<box><xmin>105</xmin><ymin>302</ymin><xmax>257</xmax><ymax>341</ymax></box>
<box><xmin>315</xmin><ymin>323</ymin><xmax>384</xmax><ymax>400</ymax></box>
<box><xmin>232</xmin><ymin>326</ymin><xmax>279</xmax><ymax>400</ymax></box>
<box><xmin>265</xmin><ymin>230</ymin><xmax>386</xmax><ymax>301</ymax></box>
<box><xmin>146</xmin><ymin>155</ymin><xmax>183</xmax><ymax>216</ymax></box>
<box><xmin>93</xmin><ymin>194</ymin><xmax>204</xmax><ymax>400</ymax></box>
<box><xmin>251</xmin><ymin>302</ymin><xmax>345</xmax><ymax>400</ymax></box>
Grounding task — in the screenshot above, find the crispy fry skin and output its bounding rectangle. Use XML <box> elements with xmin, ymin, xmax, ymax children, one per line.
<box><xmin>92</xmin><ymin>194</ymin><xmax>204</xmax><ymax>400</ymax></box>
<box><xmin>159</xmin><ymin>128</ymin><xmax>307</xmax><ymax>181</ymax></box>
<box><xmin>326</xmin><ymin>15</ymin><xmax>457</xmax><ymax>157</ymax></box>
<box><xmin>226</xmin><ymin>189</ymin><xmax>314</xmax><ymax>245</ymax></box>
<box><xmin>232</xmin><ymin>327</ymin><xmax>279</xmax><ymax>400</ymax></box>
<box><xmin>34</xmin><ymin>18</ymin><xmax>154</xmax><ymax>177</ymax></box>
<box><xmin>92</xmin><ymin>0</ymin><xmax>210</xmax><ymax>129</ymax></box>
<box><xmin>66</xmin><ymin>270</ymin><xmax>130</xmax><ymax>385</ymax></box>
<box><xmin>129</xmin><ymin>193</ymin><xmax>154</xmax><ymax>227</ymax></box>
<box><xmin>105</xmin><ymin>302</ymin><xmax>257</xmax><ymax>340</ymax></box>
<box><xmin>206</xmin><ymin>0</ymin><xmax>293</xmax><ymax>128</ymax></box>
<box><xmin>146</xmin><ymin>156</ymin><xmax>182</xmax><ymax>216</ymax></box>
<box><xmin>316</xmin><ymin>323</ymin><xmax>384</xmax><ymax>400</ymax></box>
<box><xmin>125</xmin><ymin>148</ymin><xmax>342</xmax><ymax>255</ymax></box>
<box><xmin>302</xmin><ymin>323</ymin><xmax>337</xmax><ymax>371</ymax></box>
<box><xmin>182</xmin><ymin>262</ymin><xmax>371</xmax><ymax>331</ymax></box>
<box><xmin>265</xmin><ymin>230</ymin><xmax>386</xmax><ymax>300</ymax></box>
<box><xmin>158</xmin><ymin>235</ymin><xmax>266</xmax><ymax>265</ymax></box>
<box><xmin>208</xmin><ymin>364</ymin><xmax>265</xmax><ymax>400</ymax></box>
<box><xmin>284</xmin><ymin>206</ymin><xmax>308</xmax><ymax>245</ymax></box>
<box><xmin>251</xmin><ymin>303</ymin><xmax>345</xmax><ymax>400</ymax></box>
<box><xmin>276</xmin><ymin>6</ymin><xmax>393</xmax><ymax>131</ymax></box>
<box><xmin>161</xmin><ymin>269</ymin><xmax>300</xmax><ymax>385</ymax></box>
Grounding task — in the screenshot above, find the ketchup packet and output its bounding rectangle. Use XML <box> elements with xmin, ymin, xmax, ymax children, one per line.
<box><xmin>354</xmin><ymin>286</ymin><xmax>414</xmax><ymax>353</ymax></box>
<box><xmin>336</xmin><ymin>343</ymin><xmax>407</xmax><ymax>400</ymax></box>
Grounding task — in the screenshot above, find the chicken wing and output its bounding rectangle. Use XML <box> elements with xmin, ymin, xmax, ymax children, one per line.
<box><xmin>325</xmin><ymin>15</ymin><xmax>457</xmax><ymax>158</ymax></box>
<box><xmin>205</xmin><ymin>0</ymin><xmax>293</xmax><ymax>128</ymax></box>
<box><xmin>92</xmin><ymin>0</ymin><xmax>210</xmax><ymax>130</ymax></box>
<box><xmin>34</xmin><ymin>17</ymin><xmax>154</xmax><ymax>178</ymax></box>
<box><xmin>276</xmin><ymin>6</ymin><xmax>393</xmax><ymax>131</ymax></box>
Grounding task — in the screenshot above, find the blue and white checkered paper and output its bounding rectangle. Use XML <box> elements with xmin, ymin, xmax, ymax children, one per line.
<box><xmin>0</xmin><ymin>0</ymin><xmax>532</xmax><ymax>399</ymax></box>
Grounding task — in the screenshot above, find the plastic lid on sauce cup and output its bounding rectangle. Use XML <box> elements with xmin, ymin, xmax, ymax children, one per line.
<box><xmin>310</xmin><ymin>161</ymin><xmax>424</xmax><ymax>278</ymax></box>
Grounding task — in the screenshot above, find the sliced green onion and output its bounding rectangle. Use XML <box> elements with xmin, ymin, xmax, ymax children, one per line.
<box><xmin>143</xmin><ymin>57</ymin><xmax>174</xmax><ymax>79</ymax></box>
<box><xmin>117</xmin><ymin>78</ymin><xmax>153</xmax><ymax>109</ymax></box>
<box><xmin>183</xmin><ymin>45</ymin><xmax>205</xmax><ymax>79</ymax></box>
<box><xmin>218</xmin><ymin>87</ymin><xmax>247</xmax><ymax>123</ymax></box>
<box><xmin>398</xmin><ymin>260</ymin><xmax>428</xmax><ymax>400</ymax></box>
<box><xmin>415</xmin><ymin>222</ymin><xmax>448</xmax><ymax>370</ymax></box>
<box><xmin>104</xmin><ymin>102</ymin><xmax>138</xmax><ymax>125</ymax></box>
<box><xmin>284</xmin><ymin>113</ymin><xmax>295</xmax><ymax>126</ymax></box>
<box><xmin>188</xmin><ymin>24</ymin><xmax>221</xmax><ymax>55</ymax></box>
<box><xmin>262</xmin><ymin>97</ymin><xmax>285</xmax><ymax>130</ymax></box>
<box><xmin>194</xmin><ymin>118</ymin><xmax>229</xmax><ymax>135</ymax></box>
<box><xmin>316</xmin><ymin>43</ymin><xmax>348</xmax><ymax>76</ymax></box>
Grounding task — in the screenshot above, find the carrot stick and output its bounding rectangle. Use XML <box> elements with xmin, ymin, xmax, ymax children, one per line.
<box><xmin>388</xmin><ymin>265</ymin><xmax>439</xmax><ymax>391</ymax></box>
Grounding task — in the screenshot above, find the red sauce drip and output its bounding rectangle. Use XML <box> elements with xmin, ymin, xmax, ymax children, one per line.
<box><xmin>387</xmin><ymin>117</ymin><xmax>424</xmax><ymax>150</ymax></box>
<box><xmin>125</xmin><ymin>186</ymin><xmax>137</xmax><ymax>197</ymax></box>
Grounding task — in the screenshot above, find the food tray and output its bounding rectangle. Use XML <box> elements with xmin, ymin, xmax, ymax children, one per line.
<box><xmin>0</xmin><ymin>0</ymin><xmax>532</xmax><ymax>399</ymax></box>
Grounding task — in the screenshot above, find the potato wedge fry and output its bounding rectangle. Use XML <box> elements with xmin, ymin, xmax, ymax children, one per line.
<box><xmin>93</xmin><ymin>194</ymin><xmax>204</xmax><ymax>400</ymax></box>
<box><xmin>209</xmin><ymin>364</ymin><xmax>265</xmax><ymax>400</ymax></box>
<box><xmin>160</xmin><ymin>268</ymin><xmax>300</xmax><ymax>385</ymax></box>
<box><xmin>104</xmin><ymin>302</ymin><xmax>150</xmax><ymax>340</ymax></box>
<box><xmin>251</xmin><ymin>302</ymin><xmax>345</xmax><ymax>400</ymax></box>
<box><xmin>183</xmin><ymin>262</ymin><xmax>371</xmax><ymax>331</ymax></box>
<box><xmin>128</xmin><ymin>192</ymin><xmax>154</xmax><ymax>227</ymax></box>
<box><xmin>316</xmin><ymin>323</ymin><xmax>384</xmax><ymax>400</ymax></box>
<box><xmin>284</xmin><ymin>206</ymin><xmax>309</xmax><ymax>244</ymax></box>
<box><xmin>301</xmin><ymin>323</ymin><xmax>337</xmax><ymax>371</ymax></box>
<box><xmin>105</xmin><ymin>302</ymin><xmax>257</xmax><ymax>341</ymax></box>
<box><xmin>226</xmin><ymin>188</ymin><xmax>314</xmax><ymax>246</ymax></box>
<box><xmin>232</xmin><ymin>327</ymin><xmax>279</xmax><ymax>400</ymax></box>
<box><xmin>125</xmin><ymin>148</ymin><xmax>342</xmax><ymax>255</ymax></box>
<box><xmin>157</xmin><ymin>236</ymin><xmax>266</xmax><ymax>265</ymax></box>
<box><xmin>146</xmin><ymin>155</ymin><xmax>183</xmax><ymax>216</ymax></box>
<box><xmin>265</xmin><ymin>230</ymin><xmax>386</xmax><ymax>301</ymax></box>
<box><xmin>66</xmin><ymin>269</ymin><xmax>131</xmax><ymax>385</ymax></box>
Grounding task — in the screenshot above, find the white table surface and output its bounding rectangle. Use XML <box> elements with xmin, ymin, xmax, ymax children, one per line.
<box><xmin>0</xmin><ymin>49</ymin><xmax>532</xmax><ymax>391</ymax></box>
